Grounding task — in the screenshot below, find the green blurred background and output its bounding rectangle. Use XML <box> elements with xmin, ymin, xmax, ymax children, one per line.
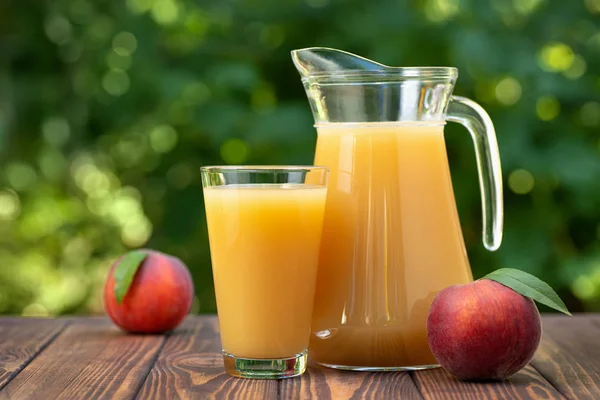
<box><xmin>0</xmin><ymin>0</ymin><xmax>599</xmax><ymax>316</ymax></box>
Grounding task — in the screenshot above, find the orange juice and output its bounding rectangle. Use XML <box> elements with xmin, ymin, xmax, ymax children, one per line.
<box><xmin>310</xmin><ymin>123</ymin><xmax>473</xmax><ymax>368</ymax></box>
<box><xmin>203</xmin><ymin>184</ymin><xmax>327</xmax><ymax>359</ymax></box>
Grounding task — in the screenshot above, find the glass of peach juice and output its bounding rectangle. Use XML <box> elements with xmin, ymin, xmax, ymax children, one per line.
<box><xmin>201</xmin><ymin>166</ymin><xmax>328</xmax><ymax>379</ymax></box>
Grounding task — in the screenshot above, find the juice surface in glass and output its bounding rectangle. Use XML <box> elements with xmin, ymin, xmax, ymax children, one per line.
<box><xmin>204</xmin><ymin>183</ymin><xmax>327</xmax><ymax>359</ymax></box>
<box><xmin>309</xmin><ymin>123</ymin><xmax>473</xmax><ymax>368</ymax></box>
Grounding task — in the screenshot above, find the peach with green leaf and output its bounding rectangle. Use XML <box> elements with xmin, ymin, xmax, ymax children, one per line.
<box><xmin>104</xmin><ymin>250</ymin><xmax>194</xmax><ymax>333</ymax></box>
<box><xmin>427</xmin><ymin>268</ymin><xmax>571</xmax><ymax>381</ymax></box>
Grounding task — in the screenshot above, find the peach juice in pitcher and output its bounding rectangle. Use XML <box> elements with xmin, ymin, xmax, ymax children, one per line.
<box><xmin>292</xmin><ymin>48</ymin><xmax>504</xmax><ymax>370</ymax></box>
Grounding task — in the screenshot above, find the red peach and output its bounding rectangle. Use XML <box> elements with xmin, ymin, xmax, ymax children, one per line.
<box><xmin>104</xmin><ymin>250</ymin><xmax>194</xmax><ymax>333</ymax></box>
<box><xmin>426</xmin><ymin>279</ymin><xmax>541</xmax><ymax>381</ymax></box>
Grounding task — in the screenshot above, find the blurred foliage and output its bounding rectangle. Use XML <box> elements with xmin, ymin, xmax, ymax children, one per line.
<box><xmin>0</xmin><ymin>0</ymin><xmax>599</xmax><ymax>316</ymax></box>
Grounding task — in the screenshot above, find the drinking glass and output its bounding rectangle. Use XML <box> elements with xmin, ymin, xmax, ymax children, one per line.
<box><xmin>201</xmin><ymin>166</ymin><xmax>328</xmax><ymax>379</ymax></box>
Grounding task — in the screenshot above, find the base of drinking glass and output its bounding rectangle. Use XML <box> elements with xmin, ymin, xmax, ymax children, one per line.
<box><xmin>223</xmin><ymin>350</ymin><xmax>308</xmax><ymax>379</ymax></box>
<box><xmin>318</xmin><ymin>362</ymin><xmax>440</xmax><ymax>372</ymax></box>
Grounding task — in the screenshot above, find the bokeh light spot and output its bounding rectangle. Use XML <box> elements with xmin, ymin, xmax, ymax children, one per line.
<box><xmin>536</xmin><ymin>96</ymin><xmax>560</xmax><ymax>121</ymax></box>
<box><xmin>120</xmin><ymin>186</ymin><xmax>143</xmax><ymax>202</ymax></box>
<box><xmin>538</xmin><ymin>42</ymin><xmax>575</xmax><ymax>72</ymax></box>
<box><xmin>182</xmin><ymin>82</ymin><xmax>211</xmax><ymax>105</ymax></box>
<box><xmin>86</xmin><ymin>196</ymin><xmax>109</xmax><ymax>216</ymax></box>
<box><xmin>424</xmin><ymin>0</ymin><xmax>460</xmax><ymax>22</ymax></box>
<box><xmin>38</xmin><ymin>273</ymin><xmax>88</xmax><ymax>314</ymax></box>
<box><xmin>126</xmin><ymin>0</ymin><xmax>153</xmax><ymax>14</ymax></box>
<box><xmin>580</xmin><ymin>102</ymin><xmax>600</xmax><ymax>127</ymax></box>
<box><xmin>22</xmin><ymin>303</ymin><xmax>50</xmax><ymax>317</ymax></box>
<box><xmin>474</xmin><ymin>80</ymin><xmax>496</xmax><ymax>103</ymax></box>
<box><xmin>39</xmin><ymin>149</ymin><xmax>68</xmax><ymax>180</ymax></box>
<box><xmin>112</xmin><ymin>31</ymin><xmax>137</xmax><ymax>56</ymax></box>
<box><xmin>121</xmin><ymin>217</ymin><xmax>153</xmax><ymax>247</ymax></box>
<box><xmin>83</xmin><ymin>171</ymin><xmax>110</xmax><ymax>198</ymax></box>
<box><xmin>572</xmin><ymin>276</ymin><xmax>596</xmax><ymax>300</ymax></box>
<box><xmin>150</xmin><ymin>125</ymin><xmax>178</xmax><ymax>153</ymax></box>
<box><xmin>563</xmin><ymin>55</ymin><xmax>587</xmax><ymax>79</ymax></box>
<box><xmin>112</xmin><ymin>195</ymin><xmax>141</xmax><ymax>221</ymax></box>
<box><xmin>70</xmin><ymin>154</ymin><xmax>94</xmax><ymax>178</ymax></box>
<box><xmin>59</xmin><ymin>43</ymin><xmax>82</xmax><ymax>63</ymax></box>
<box><xmin>588</xmin><ymin>32</ymin><xmax>600</xmax><ymax>52</ymax></box>
<box><xmin>102</xmin><ymin>70</ymin><xmax>130</xmax><ymax>96</ymax></box>
<box><xmin>74</xmin><ymin>162</ymin><xmax>108</xmax><ymax>196</ymax></box>
<box><xmin>0</xmin><ymin>189</ymin><xmax>21</xmax><ymax>221</ymax></box>
<box><xmin>88</xmin><ymin>16</ymin><xmax>115</xmax><ymax>43</ymax></box>
<box><xmin>495</xmin><ymin>77</ymin><xmax>522</xmax><ymax>106</ymax></box>
<box><xmin>6</xmin><ymin>163</ymin><xmax>37</xmax><ymax>191</ymax></box>
<box><xmin>220</xmin><ymin>139</ymin><xmax>249</xmax><ymax>164</ymax></box>
<box><xmin>514</xmin><ymin>0</ymin><xmax>544</xmax><ymax>15</ymax></box>
<box><xmin>104</xmin><ymin>188</ymin><xmax>148</xmax><ymax>237</ymax></box>
<box><xmin>18</xmin><ymin>201</ymin><xmax>64</xmax><ymax>240</ymax></box>
<box><xmin>508</xmin><ymin>169</ymin><xmax>535</xmax><ymax>195</ymax></box>
<box><xmin>585</xmin><ymin>0</ymin><xmax>600</xmax><ymax>13</ymax></box>
<box><xmin>251</xmin><ymin>87</ymin><xmax>277</xmax><ymax>113</ymax></box>
<box><xmin>63</xmin><ymin>237</ymin><xmax>93</xmax><ymax>265</ymax></box>
<box><xmin>113</xmin><ymin>138</ymin><xmax>147</xmax><ymax>167</ymax></box>
<box><xmin>44</xmin><ymin>15</ymin><xmax>72</xmax><ymax>44</ymax></box>
<box><xmin>184</xmin><ymin>10</ymin><xmax>210</xmax><ymax>37</ymax></box>
<box><xmin>151</xmin><ymin>0</ymin><xmax>179</xmax><ymax>25</ymax></box>
<box><xmin>42</xmin><ymin>117</ymin><xmax>70</xmax><ymax>146</ymax></box>
<box><xmin>573</xmin><ymin>20</ymin><xmax>596</xmax><ymax>43</ymax></box>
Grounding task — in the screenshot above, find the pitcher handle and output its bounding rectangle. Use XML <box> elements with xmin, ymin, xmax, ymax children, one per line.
<box><xmin>446</xmin><ymin>96</ymin><xmax>503</xmax><ymax>251</ymax></box>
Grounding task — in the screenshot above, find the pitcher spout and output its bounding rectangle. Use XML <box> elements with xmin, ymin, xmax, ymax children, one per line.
<box><xmin>291</xmin><ymin>47</ymin><xmax>388</xmax><ymax>79</ymax></box>
<box><xmin>291</xmin><ymin>47</ymin><xmax>458</xmax><ymax>124</ymax></box>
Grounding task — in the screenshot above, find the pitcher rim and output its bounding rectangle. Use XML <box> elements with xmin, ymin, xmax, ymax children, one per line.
<box><xmin>300</xmin><ymin>67</ymin><xmax>458</xmax><ymax>80</ymax></box>
<box><xmin>302</xmin><ymin>67</ymin><xmax>458</xmax><ymax>83</ymax></box>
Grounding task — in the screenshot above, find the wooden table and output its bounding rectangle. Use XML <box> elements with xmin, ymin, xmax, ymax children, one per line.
<box><xmin>0</xmin><ymin>315</ymin><xmax>597</xmax><ymax>399</ymax></box>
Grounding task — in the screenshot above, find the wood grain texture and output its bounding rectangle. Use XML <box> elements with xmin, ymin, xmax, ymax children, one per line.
<box><xmin>281</xmin><ymin>366</ymin><xmax>423</xmax><ymax>400</ymax></box>
<box><xmin>136</xmin><ymin>316</ymin><xmax>278</xmax><ymax>400</ymax></box>
<box><xmin>0</xmin><ymin>318</ymin><xmax>164</xmax><ymax>400</ymax></box>
<box><xmin>0</xmin><ymin>318</ymin><xmax>67</xmax><ymax>390</ymax></box>
<box><xmin>412</xmin><ymin>365</ymin><xmax>565</xmax><ymax>400</ymax></box>
<box><xmin>531</xmin><ymin>315</ymin><xmax>600</xmax><ymax>400</ymax></box>
<box><xmin>0</xmin><ymin>315</ymin><xmax>598</xmax><ymax>399</ymax></box>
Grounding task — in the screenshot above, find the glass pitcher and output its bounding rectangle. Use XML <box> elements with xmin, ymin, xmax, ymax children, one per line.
<box><xmin>291</xmin><ymin>47</ymin><xmax>503</xmax><ymax>370</ymax></box>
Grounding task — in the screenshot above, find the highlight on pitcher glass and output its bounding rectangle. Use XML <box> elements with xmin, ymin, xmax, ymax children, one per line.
<box><xmin>201</xmin><ymin>166</ymin><xmax>329</xmax><ymax>379</ymax></box>
<box><xmin>291</xmin><ymin>48</ymin><xmax>503</xmax><ymax>370</ymax></box>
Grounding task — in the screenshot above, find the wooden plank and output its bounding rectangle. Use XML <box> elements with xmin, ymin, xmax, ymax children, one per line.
<box><xmin>0</xmin><ymin>318</ymin><xmax>164</xmax><ymax>400</ymax></box>
<box><xmin>412</xmin><ymin>365</ymin><xmax>565</xmax><ymax>399</ymax></box>
<box><xmin>0</xmin><ymin>318</ymin><xmax>68</xmax><ymax>390</ymax></box>
<box><xmin>0</xmin><ymin>315</ymin><xmax>596</xmax><ymax>399</ymax></box>
<box><xmin>280</xmin><ymin>365</ymin><xmax>423</xmax><ymax>399</ymax></box>
<box><xmin>531</xmin><ymin>315</ymin><xmax>600</xmax><ymax>400</ymax></box>
<box><xmin>136</xmin><ymin>316</ymin><xmax>278</xmax><ymax>400</ymax></box>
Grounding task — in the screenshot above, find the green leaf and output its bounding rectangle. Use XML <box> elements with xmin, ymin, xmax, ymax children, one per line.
<box><xmin>114</xmin><ymin>251</ymin><xmax>148</xmax><ymax>305</ymax></box>
<box><xmin>482</xmin><ymin>268</ymin><xmax>572</xmax><ymax>316</ymax></box>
